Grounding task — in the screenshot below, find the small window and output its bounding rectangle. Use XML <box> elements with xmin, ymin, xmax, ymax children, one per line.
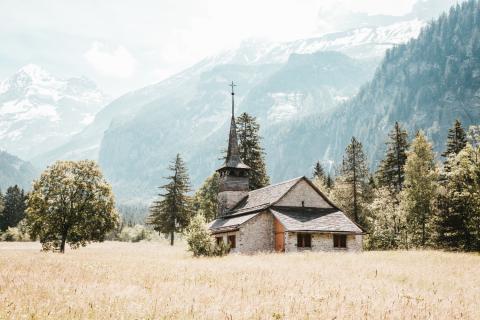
<box><xmin>297</xmin><ymin>233</ymin><xmax>312</xmax><ymax>248</ymax></box>
<box><xmin>333</xmin><ymin>234</ymin><xmax>347</xmax><ymax>248</ymax></box>
<box><xmin>227</xmin><ymin>235</ymin><xmax>236</xmax><ymax>249</ymax></box>
<box><xmin>216</xmin><ymin>236</ymin><xmax>223</xmax><ymax>245</ymax></box>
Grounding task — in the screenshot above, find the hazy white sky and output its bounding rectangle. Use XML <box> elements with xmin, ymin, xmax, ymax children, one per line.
<box><xmin>0</xmin><ymin>0</ymin><xmax>456</xmax><ymax>97</ymax></box>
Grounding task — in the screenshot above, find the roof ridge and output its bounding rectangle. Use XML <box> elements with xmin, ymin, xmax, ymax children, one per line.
<box><xmin>248</xmin><ymin>176</ymin><xmax>304</xmax><ymax>194</ymax></box>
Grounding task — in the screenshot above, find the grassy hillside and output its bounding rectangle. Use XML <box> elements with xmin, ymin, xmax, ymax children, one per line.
<box><xmin>0</xmin><ymin>242</ymin><xmax>478</xmax><ymax>319</ymax></box>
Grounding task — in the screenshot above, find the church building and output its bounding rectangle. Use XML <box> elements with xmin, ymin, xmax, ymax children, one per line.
<box><xmin>208</xmin><ymin>83</ymin><xmax>364</xmax><ymax>253</ymax></box>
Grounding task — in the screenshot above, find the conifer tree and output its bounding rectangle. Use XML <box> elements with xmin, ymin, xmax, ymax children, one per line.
<box><xmin>0</xmin><ymin>189</ymin><xmax>4</xmax><ymax>219</ymax></box>
<box><xmin>435</xmin><ymin>144</ymin><xmax>480</xmax><ymax>251</ymax></box>
<box><xmin>325</xmin><ymin>174</ymin><xmax>334</xmax><ymax>190</ymax></box>
<box><xmin>312</xmin><ymin>161</ymin><xmax>325</xmax><ymax>181</ymax></box>
<box><xmin>442</xmin><ymin>119</ymin><xmax>467</xmax><ymax>158</ymax></box>
<box><xmin>192</xmin><ymin>173</ymin><xmax>219</xmax><ymax>222</ymax></box>
<box><xmin>441</xmin><ymin>119</ymin><xmax>467</xmax><ymax>173</ymax></box>
<box><xmin>0</xmin><ymin>185</ymin><xmax>27</xmax><ymax>231</ymax></box>
<box><xmin>148</xmin><ymin>154</ymin><xmax>193</xmax><ymax>245</ymax></box>
<box><xmin>331</xmin><ymin>137</ymin><xmax>369</xmax><ymax>224</ymax></box>
<box><xmin>377</xmin><ymin>122</ymin><xmax>409</xmax><ymax>193</ymax></box>
<box><xmin>236</xmin><ymin>112</ymin><xmax>270</xmax><ymax>190</ymax></box>
<box><xmin>400</xmin><ymin>132</ymin><xmax>438</xmax><ymax>247</ymax></box>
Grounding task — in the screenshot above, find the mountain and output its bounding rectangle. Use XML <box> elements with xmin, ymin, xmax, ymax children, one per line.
<box><xmin>268</xmin><ymin>0</ymin><xmax>480</xmax><ymax>180</ymax></box>
<box><xmin>0</xmin><ymin>151</ymin><xmax>37</xmax><ymax>190</ymax></box>
<box><xmin>35</xmin><ymin>16</ymin><xmax>429</xmax><ymax>202</ymax></box>
<box><xmin>0</xmin><ymin>64</ymin><xmax>107</xmax><ymax>159</ymax></box>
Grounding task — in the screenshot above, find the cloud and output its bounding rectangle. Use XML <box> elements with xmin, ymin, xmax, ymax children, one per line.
<box><xmin>84</xmin><ymin>42</ymin><xmax>137</xmax><ymax>78</ymax></box>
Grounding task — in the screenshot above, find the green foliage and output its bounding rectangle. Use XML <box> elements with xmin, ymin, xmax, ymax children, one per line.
<box><xmin>400</xmin><ymin>132</ymin><xmax>439</xmax><ymax>247</ymax></box>
<box><xmin>116</xmin><ymin>224</ymin><xmax>159</xmax><ymax>242</ymax></box>
<box><xmin>236</xmin><ymin>112</ymin><xmax>270</xmax><ymax>190</ymax></box>
<box><xmin>377</xmin><ymin>122</ymin><xmax>409</xmax><ymax>193</ymax></box>
<box><xmin>442</xmin><ymin>120</ymin><xmax>467</xmax><ymax>158</ymax></box>
<box><xmin>184</xmin><ymin>215</ymin><xmax>229</xmax><ymax>257</ymax></box>
<box><xmin>184</xmin><ymin>215</ymin><xmax>214</xmax><ymax>256</ymax></box>
<box><xmin>193</xmin><ymin>173</ymin><xmax>219</xmax><ymax>222</ymax></box>
<box><xmin>0</xmin><ymin>185</ymin><xmax>27</xmax><ymax>231</ymax></box>
<box><xmin>365</xmin><ymin>188</ymin><xmax>405</xmax><ymax>250</ymax></box>
<box><xmin>312</xmin><ymin>161</ymin><xmax>325</xmax><ymax>180</ymax></box>
<box><xmin>148</xmin><ymin>154</ymin><xmax>193</xmax><ymax>246</ymax></box>
<box><xmin>333</xmin><ymin>137</ymin><xmax>370</xmax><ymax>224</ymax></box>
<box><xmin>435</xmin><ymin>144</ymin><xmax>480</xmax><ymax>251</ymax></box>
<box><xmin>26</xmin><ymin>160</ymin><xmax>119</xmax><ymax>253</ymax></box>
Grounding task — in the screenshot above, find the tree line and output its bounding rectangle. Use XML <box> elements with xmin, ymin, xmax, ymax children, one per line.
<box><xmin>313</xmin><ymin>120</ymin><xmax>480</xmax><ymax>251</ymax></box>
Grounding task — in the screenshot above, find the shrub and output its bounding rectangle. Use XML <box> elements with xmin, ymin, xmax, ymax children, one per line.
<box><xmin>184</xmin><ymin>215</ymin><xmax>229</xmax><ymax>257</ymax></box>
<box><xmin>1</xmin><ymin>227</ymin><xmax>30</xmax><ymax>242</ymax></box>
<box><xmin>115</xmin><ymin>224</ymin><xmax>159</xmax><ymax>242</ymax></box>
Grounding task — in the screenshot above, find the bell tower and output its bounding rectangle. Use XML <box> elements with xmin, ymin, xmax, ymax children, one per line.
<box><xmin>216</xmin><ymin>81</ymin><xmax>250</xmax><ymax>217</ymax></box>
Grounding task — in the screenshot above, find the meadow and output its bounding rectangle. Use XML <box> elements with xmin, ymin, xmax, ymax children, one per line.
<box><xmin>0</xmin><ymin>241</ymin><xmax>479</xmax><ymax>319</ymax></box>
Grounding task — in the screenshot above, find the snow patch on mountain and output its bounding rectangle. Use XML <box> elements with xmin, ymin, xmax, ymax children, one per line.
<box><xmin>0</xmin><ymin>64</ymin><xmax>108</xmax><ymax>159</ymax></box>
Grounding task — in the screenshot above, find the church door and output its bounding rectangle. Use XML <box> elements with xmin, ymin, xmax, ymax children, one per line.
<box><xmin>274</xmin><ymin>218</ymin><xmax>285</xmax><ymax>252</ymax></box>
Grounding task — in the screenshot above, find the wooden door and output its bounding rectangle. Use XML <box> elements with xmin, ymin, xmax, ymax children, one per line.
<box><xmin>274</xmin><ymin>218</ymin><xmax>285</xmax><ymax>252</ymax></box>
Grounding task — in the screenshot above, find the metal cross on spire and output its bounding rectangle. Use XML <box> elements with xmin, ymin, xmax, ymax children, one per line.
<box><xmin>229</xmin><ymin>81</ymin><xmax>236</xmax><ymax>117</ymax></box>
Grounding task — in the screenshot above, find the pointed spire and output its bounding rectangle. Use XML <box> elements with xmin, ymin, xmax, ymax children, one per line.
<box><xmin>220</xmin><ymin>81</ymin><xmax>250</xmax><ymax>170</ymax></box>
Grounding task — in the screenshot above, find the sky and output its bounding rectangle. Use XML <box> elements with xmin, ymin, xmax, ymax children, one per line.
<box><xmin>0</xmin><ymin>0</ymin><xmax>458</xmax><ymax>98</ymax></box>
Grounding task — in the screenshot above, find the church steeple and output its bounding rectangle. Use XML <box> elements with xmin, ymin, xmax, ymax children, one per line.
<box><xmin>224</xmin><ymin>81</ymin><xmax>248</xmax><ymax>169</ymax></box>
<box><xmin>216</xmin><ymin>81</ymin><xmax>250</xmax><ymax>217</ymax></box>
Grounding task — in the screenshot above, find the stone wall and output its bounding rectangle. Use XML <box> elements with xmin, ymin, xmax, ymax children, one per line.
<box><xmin>275</xmin><ymin>180</ymin><xmax>332</xmax><ymax>208</ymax></box>
<box><xmin>237</xmin><ymin>211</ymin><xmax>274</xmax><ymax>254</ymax></box>
<box><xmin>285</xmin><ymin>232</ymin><xmax>363</xmax><ymax>252</ymax></box>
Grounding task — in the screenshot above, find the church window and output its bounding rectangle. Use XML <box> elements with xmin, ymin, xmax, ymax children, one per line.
<box><xmin>227</xmin><ymin>235</ymin><xmax>236</xmax><ymax>249</ymax></box>
<box><xmin>297</xmin><ymin>233</ymin><xmax>311</xmax><ymax>248</ymax></box>
<box><xmin>216</xmin><ymin>236</ymin><xmax>223</xmax><ymax>245</ymax></box>
<box><xmin>333</xmin><ymin>234</ymin><xmax>347</xmax><ymax>248</ymax></box>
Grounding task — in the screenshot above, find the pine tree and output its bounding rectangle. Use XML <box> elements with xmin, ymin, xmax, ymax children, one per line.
<box><xmin>148</xmin><ymin>154</ymin><xmax>193</xmax><ymax>245</ymax></box>
<box><xmin>325</xmin><ymin>174</ymin><xmax>334</xmax><ymax>190</ymax></box>
<box><xmin>236</xmin><ymin>112</ymin><xmax>270</xmax><ymax>190</ymax></box>
<box><xmin>192</xmin><ymin>173</ymin><xmax>219</xmax><ymax>222</ymax></box>
<box><xmin>312</xmin><ymin>161</ymin><xmax>325</xmax><ymax>180</ymax></box>
<box><xmin>0</xmin><ymin>189</ymin><xmax>4</xmax><ymax>218</ymax></box>
<box><xmin>377</xmin><ymin>122</ymin><xmax>409</xmax><ymax>193</ymax></box>
<box><xmin>442</xmin><ymin>119</ymin><xmax>467</xmax><ymax>170</ymax></box>
<box><xmin>400</xmin><ymin>132</ymin><xmax>438</xmax><ymax>247</ymax></box>
<box><xmin>332</xmin><ymin>137</ymin><xmax>369</xmax><ymax>224</ymax></box>
<box><xmin>0</xmin><ymin>185</ymin><xmax>27</xmax><ymax>231</ymax></box>
<box><xmin>435</xmin><ymin>144</ymin><xmax>480</xmax><ymax>251</ymax></box>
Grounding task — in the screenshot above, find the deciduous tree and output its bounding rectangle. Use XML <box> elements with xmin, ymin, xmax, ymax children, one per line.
<box><xmin>26</xmin><ymin>160</ymin><xmax>118</xmax><ymax>253</ymax></box>
<box><xmin>400</xmin><ymin>132</ymin><xmax>438</xmax><ymax>247</ymax></box>
<box><xmin>192</xmin><ymin>173</ymin><xmax>219</xmax><ymax>222</ymax></box>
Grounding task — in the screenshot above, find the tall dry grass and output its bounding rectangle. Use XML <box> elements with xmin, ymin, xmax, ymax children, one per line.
<box><xmin>0</xmin><ymin>241</ymin><xmax>479</xmax><ymax>319</ymax></box>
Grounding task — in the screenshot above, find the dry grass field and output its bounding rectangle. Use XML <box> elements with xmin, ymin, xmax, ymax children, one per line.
<box><xmin>0</xmin><ymin>242</ymin><xmax>479</xmax><ymax>320</ymax></box>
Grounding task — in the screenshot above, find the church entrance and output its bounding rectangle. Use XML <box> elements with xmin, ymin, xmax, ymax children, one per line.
<box><xmin>274</xmin><ymin>217</ymin><xmax>285</xmax><ymax>252</ymax></box>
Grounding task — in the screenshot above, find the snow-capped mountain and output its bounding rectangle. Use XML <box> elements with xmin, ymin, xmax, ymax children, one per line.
<box><xmin>203</xmin><ymin>19</ymin><xmax>426</xmax><ymax>67</ymax></box>
<box><xmin>34</xmin><ymin>18</ymin><xmax>428</xmax><ymax>202</ymax></box>
<box><xmin>0</xmin><ymin>64</ymin><xmax>107</xmax><ymax>159</ymax></box>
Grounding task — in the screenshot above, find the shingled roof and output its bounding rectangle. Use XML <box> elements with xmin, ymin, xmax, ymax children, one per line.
<box><xmin>209</xmin><ymin>176</ymin><xmax>364</xmax><ymax>234</ymax></box>
<box><xmin>228</xmin><ymin>177</ymin><xmax>303</xmax><ymax>215</ymax></box>
<box><xmin>270</xmin><ymin>206</ymin><xmax>364</xmax><ymax>234</ymax></box>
